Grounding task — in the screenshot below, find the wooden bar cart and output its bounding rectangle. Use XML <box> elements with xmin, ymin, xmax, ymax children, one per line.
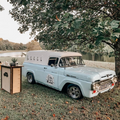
<box><xmin>1</xmin><ymin>65</ymin><xmax>22</xmax><ymax>94</ymax></box>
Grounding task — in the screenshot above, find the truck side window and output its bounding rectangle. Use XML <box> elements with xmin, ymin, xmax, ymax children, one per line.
<box><xmin>27</xmin><ymin>56</ymin><xmax>29</xmax><ymax>60</ymax></box>
<box><xmin>59</xmin><ymin>58</ymin><xmax>65</xmax><ymax>67</ymax></box>
<box><xmin>33</xmin><ymin>56</ymin><xmax>35</xmax><ymax>60</ymax></box>
<box><xmin>40</xmin><ymin>57</ymin><xmax>42</xmax><ymax>61</ymax></box>
<box><xmin>37</xmin><ymin>57</ymin><xmax>39</xmax><ymax>61</ymax></box>
<box><xmin>48</xmin><ymin>57</ymin><xmax>58</xmax><ymax>66</ymax></box>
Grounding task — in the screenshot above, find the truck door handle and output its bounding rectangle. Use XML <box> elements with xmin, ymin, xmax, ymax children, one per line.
<box><xmin>44</xmin><ymin>67</ymin><xmax>47</xmax><ymax>69</ymax></box>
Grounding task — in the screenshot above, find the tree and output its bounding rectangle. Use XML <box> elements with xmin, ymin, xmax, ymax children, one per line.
<box><xmin>19</xmin><ymin>43</ymin><xmax>27</xmax><ymax>50</ymax></box>
<box><xmin>8</xmin><ymin>0</ymin><xmax>120</xmax><ymax>79</ymax></box>
<box><xmin>0</xmin><ymin>38</ymin><xmax>3</xmax><ymax>41</ymax></box>
<box><xmin>27</xmin><ymin>40</ymin><xmax>42</xmax><ymax>51</ymax></box>
<box><xmin>0</xmin><ymin>38</ymin><xmax>27</xmax><ymax>50</ymax></box>
<box><xmin>0</xmin><ymin>41</ymin><xmax>6</xmax><ymax>50</ymax></box>
<box><xmin>0</xmin><ymin>5</ymin><xmax>4</xmax><ymax>11</ymax></box>
<box><xmin>3</xmin><ymin>40</ymin><xmax>12</xmax><ymax>50</ymax></box>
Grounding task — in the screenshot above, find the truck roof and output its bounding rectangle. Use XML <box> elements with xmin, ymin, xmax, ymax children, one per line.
<box><xmin>24</xmin><ymin>50</ymin><xmax>82</xmax><ymax>65</ymax></box>
<box><xmin>27</xmin><ymin>50</ymin><xmax>82</xmax><ymax>57</ymax></box>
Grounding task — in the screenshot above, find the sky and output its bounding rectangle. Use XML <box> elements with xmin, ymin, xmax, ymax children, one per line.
<box><xmin>0</xmin><ymin>0</ymin><xmax>33</xmax><ymax>44</ymax></box>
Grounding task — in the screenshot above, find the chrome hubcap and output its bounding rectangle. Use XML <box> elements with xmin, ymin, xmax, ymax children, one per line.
<box><xmin>28</xmin><ymin>75</ymin><xmax>32</xmax><ymax>83</ymax></box>
<box><xmin>68</xmin><ymin>86</ymin><xmax>80</xmax><ymax>99</ymax></box>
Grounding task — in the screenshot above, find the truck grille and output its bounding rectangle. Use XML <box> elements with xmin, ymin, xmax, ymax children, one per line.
<box><xmin>99</xmin><ymin>80</ymin><xmax>112</xmax><ymax>91</ymax></box>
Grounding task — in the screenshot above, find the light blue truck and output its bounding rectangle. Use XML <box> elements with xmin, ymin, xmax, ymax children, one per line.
<box><xmin>22</xmin><ymin>50</ymin><xmax>117</xmax><ymax>99</ymax></box>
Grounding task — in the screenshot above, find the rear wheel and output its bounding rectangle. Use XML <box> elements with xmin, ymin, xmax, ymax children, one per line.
<box><xmin>67</xmin><ymin>84</ymin><xmax>82</xmax><ymax>99</ymax></box>
<box><xmin>27</xmin><ymin>73</ymin><xmax>35</xmax><ymax>84</ymax></box>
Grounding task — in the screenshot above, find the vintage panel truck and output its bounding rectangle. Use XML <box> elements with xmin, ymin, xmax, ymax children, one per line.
<box><xmin>22</xmin><ymin>50</ymin><xmax>117</xmax><ymax>99</ymax></box>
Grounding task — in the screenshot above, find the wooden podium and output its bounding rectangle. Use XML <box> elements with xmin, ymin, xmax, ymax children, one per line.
<box><xmin>1</xmin><ymin>65</ymin><xmax>22</xmax><ymax>94</ymax></box>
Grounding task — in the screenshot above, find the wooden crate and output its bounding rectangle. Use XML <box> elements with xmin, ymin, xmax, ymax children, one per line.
<box><xmin>1</xmin><ymin>65</ymin><xmax>22</xmax><ymax>94</ymax></box>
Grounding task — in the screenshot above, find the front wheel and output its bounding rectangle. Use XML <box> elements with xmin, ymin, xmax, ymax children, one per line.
<box><xmin>67</xmin><ymin>84</ymin><xmax>82</xmax><ymax>99</ymax></box>
<box><xmin>27</xmin><ymin>73</ymin><xmax>35</xmax><ymax>84</ymax></box>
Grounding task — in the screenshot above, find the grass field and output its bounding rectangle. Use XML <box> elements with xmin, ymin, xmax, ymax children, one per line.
<box><xmin>0</xmin><ymin>57</ymin><xmax>120</xmax><ymax>120</ymax></box>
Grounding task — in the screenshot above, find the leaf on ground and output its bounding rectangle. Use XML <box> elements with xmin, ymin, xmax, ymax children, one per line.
<box><xmin>69</xmin><ymin>111</ymin><xmax>72</xmax><ymax>114</ymax></box>
<box><xmin>117</xmin><ymin>102</ymin><xmax>120</xmax><ymax>105</ymax></box>
<box><xmin>18</xmin><ymin>102</ymin><xmax>21</xmax><ymax>105</ymax></box>
<box><xmin>32</xmin><ymin>112</ymin><xmax>36</xmax><ymax>115</ymax></box>
<box><xmin>1</xmin><ymin>116</ymin><xmax>9</xmax><ymax>120</ymax></box>
<box><xmin>50</xmin><ymin>104</ymin><xmax>53</xmax><ymax>106</ymax></box>
<box><xmin>70</xmin><ymin>106</ymin><xmax>74</xmax><ymax>110</ymax></box>
<box><xmin>96</xmin><ymin>117</ymin><xmax>101</xmax><ymax>120</ymax></box>
<box><xmin>3</xmin><ymin>106</ymin><xmax>6</xmax><ymax>109</ymax></box>
<box><xmin>32</xmin><ymin>94</ymin><xmax>35</xmax><ymax>96</ymax></box>
<box><xmin>65</xmin><ymin>101</ymin><xmax>68</xmax><ymax>104</ymax></box>
<box><xmin>37</xmin><ymin>112</ymin><xmax>40</xmax><ymax>115</ymax></box>
<box><xmin>81</xmin><ymin>106</ymin><xmax>86</xmax><ymax>110</ymax></box>
<box><xmin>95</xmin><ymin>112</ymin><xmax>98</xmax><ymax>115</ymax></box>
<box><xmin>106</xmin><ymin>117</ymin><xmax>111</xmax><ymax>120</ymax></box>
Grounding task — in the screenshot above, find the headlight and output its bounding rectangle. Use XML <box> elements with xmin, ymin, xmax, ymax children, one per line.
<box><xmin>112</xmin><ymin>76</ymin><xmax>117</xmax><ymax>83</ymax></box>
<box><xmin>91</xmin><ymin>82</ymin><xmax>100</xmax><ymax>90</ymax></box>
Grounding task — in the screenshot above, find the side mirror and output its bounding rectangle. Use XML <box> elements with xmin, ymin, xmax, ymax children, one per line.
<box><xmin>51</xmin><ymin>64</ymin><xmax>54</xmax><ymax>67</ymax></box>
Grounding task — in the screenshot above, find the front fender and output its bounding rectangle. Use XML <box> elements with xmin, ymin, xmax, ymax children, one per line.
<box><xmin>59</xmin><ymin>78</ymin><xmax>85</xmax><ymax>96</ymax></box>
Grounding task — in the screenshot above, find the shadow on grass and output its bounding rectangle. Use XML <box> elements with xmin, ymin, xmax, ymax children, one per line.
<box><xmin>22</xmin><ymin>77</ymin><xmax>68</xmax><ymax>100</ymax></box>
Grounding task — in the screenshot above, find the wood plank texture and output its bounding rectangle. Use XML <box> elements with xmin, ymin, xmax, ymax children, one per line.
<box><xmin>13</xmin><ymin>68</ymin><xmax>20</xmax><ymax>93</ymax></box>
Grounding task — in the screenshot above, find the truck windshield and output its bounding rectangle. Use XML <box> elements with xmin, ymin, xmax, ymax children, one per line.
<box><xmin>59</xmin><ymin>56</ymin><xmax>85</xmax><ymax>67</ymax></box>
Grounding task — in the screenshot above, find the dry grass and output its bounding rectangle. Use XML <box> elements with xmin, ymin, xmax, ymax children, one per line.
<box><xmin>0</xmin><ymin>56</ymin><xmax>119</xmax><ymax>120</ymax></box>
<box><xmin>84</xmin><ymin>60</ymin><xmax>115</xmax><ymax>71</ymax></box>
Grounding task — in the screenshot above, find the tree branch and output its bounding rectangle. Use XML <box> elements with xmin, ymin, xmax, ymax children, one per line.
<box><xmin>102</xmin><ymin>40</ymin><xmax>115</xmax><ymax>49</ymax></box>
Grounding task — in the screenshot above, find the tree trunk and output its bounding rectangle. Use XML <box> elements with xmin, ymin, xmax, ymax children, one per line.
<box><xmin>115</xmin><ymin>40</ymin><xmax>120</xmax><ymax>82</ymax></box>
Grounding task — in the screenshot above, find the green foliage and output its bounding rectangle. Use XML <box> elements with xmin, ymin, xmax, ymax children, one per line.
<box><xmin>110</xmin><ymin>20</ymin><xmax>120</xmax><ymax>29</ymax></box>
<box><xmin>0</xmin><ymin>5</ymin><xmax>4</xmax><ymax>11</ymax></box>
<box><xmin>11</xmin><ymin>58</ymin><xmax>17</xmax><ymax>63</ymax></box>
<box><xmin>8</xmin><ymin>0</ymin><xmax>120</xmax><ymax>54</ymax></box>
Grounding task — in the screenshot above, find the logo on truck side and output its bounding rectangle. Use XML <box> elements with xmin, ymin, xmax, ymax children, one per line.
<box><xmin>46</xmin><ymin>74</ymin><xmax>54</xmax><ymax>84</ymax></box>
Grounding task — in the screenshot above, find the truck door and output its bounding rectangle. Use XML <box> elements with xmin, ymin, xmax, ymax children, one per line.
<box><xmin>43</xmin><ymin>57</ymin><xmax>59</xmax><ymax>89</ymax></box>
